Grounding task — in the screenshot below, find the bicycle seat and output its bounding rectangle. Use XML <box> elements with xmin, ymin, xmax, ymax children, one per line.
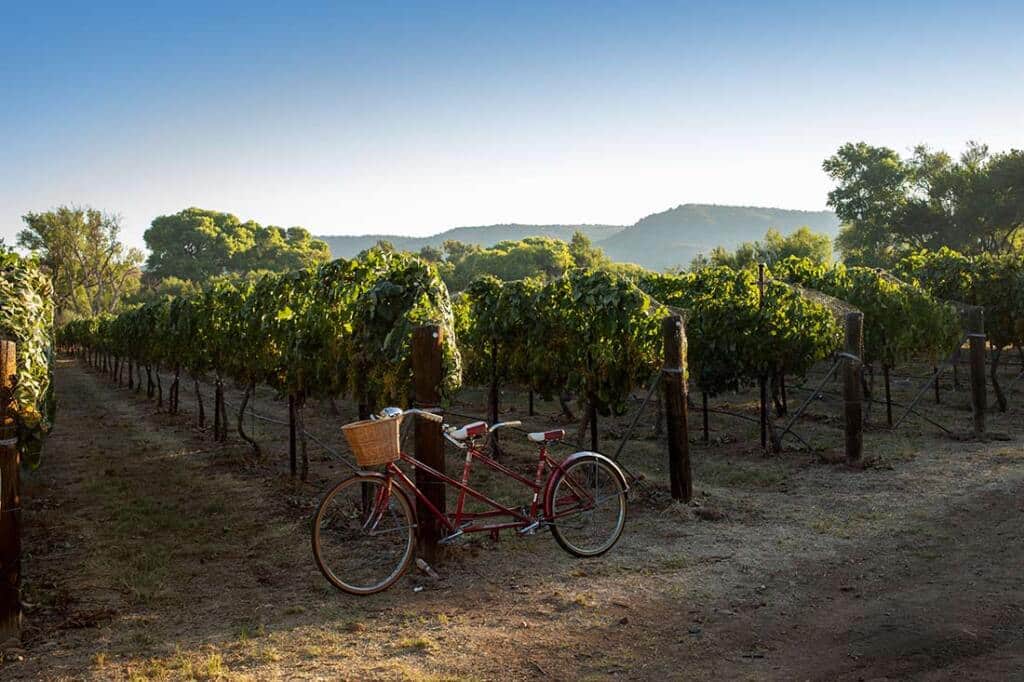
<box><xmin>527</xmin><ymin>429</ymin><xmax>565</xmax><ymax>443</ymax></box>
<box><xmin>449</xmin><ymin>421</ymin><xmax>489</xmax><ymax>441</ymax></box>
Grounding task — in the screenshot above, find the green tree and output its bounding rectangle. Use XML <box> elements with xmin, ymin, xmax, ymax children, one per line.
<box><xmin>568</xmin><ymin>230</ymin><xmax>610</xmax><ymax>269</ymax></box>
<box><xmin>18</xmin><ymin>206</ymin><xmax>142</xmax><ymax>322</ymax></box>
<box><xmin>824</xmin><ymin>141</ymin><xmax>1024</xmax><ymax>265</ymax></box>
<box><xmin>446</xmin><ymin>237</ymin><xmax>574</xmax><ymax>290</ymax></box>
<box><xmin>690</xmin><ymin>227</ymin><xmax>831</xmax><ymax>271</ymax></box>
<box><xmin>144</xmin><ymin>207</ymin><xmax>330</xmax><ymax>282</ymax></box>
<box><xmin>418</xmin><ymin>245</ymin><xmax>444</xmax><ymax>262</ymax></box>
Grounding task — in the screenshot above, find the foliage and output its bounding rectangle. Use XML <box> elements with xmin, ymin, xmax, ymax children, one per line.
<box><xmin>18</xmin><ymin>206</ymin><xmax>143</xmax><ymax>323</ymax></box>
<box><xmin>441</xmin><ymin>236</ymin><xmax>575</xmax><ymax>291</ymax></box>
<box><xmin>825</xmin><ymin>141</ymin><xmax>1024</xmax><ymax>266</ymax></box>
<box><xmin>61</xmin><ymin>248</ymin><xmax>461</xmax><ymax>410</ymax></box>
<box><xmin>634</xmin><ymin>267</ymin><xmax>840</xmax><ymax>396</ymax></box>
<box><xmin>143</xmin><ymin>207</ymin><xmax>330</xmax><ymax>283</ymax></box>
<box><xmin>0</xmin><ymin>250</ymin><xmax>56</xmax><ymax>461</ymax></box>
<box><xmin>690</xmin><ymin>227</ymin><xmax>832</xmax><ymax>272</ymax></box>
<box><xmin>457</xmin><ymin>269</ymin><xmax>664</xmax><ymax>415</ymax></box>
<box><xmin>899</xmin><ymin>248</ymin><xmax>1024</xmax><ymax>349</ymax></box>
<box><xmin>547</xmin><ymin>270</ymin><xmax>664</xmax><ymax>414</ymax></box>
<box><xmin>568</xmin><ymin>231</ymin><xmax>611</xmax><ymax>269</ymax></box>
<box><xmin>775</xmin><ymin>256</ymin><xmax>961</xmax><ymax>367</ymax></box>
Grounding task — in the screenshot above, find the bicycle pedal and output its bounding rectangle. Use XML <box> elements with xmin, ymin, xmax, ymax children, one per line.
<box><xmin>439</xmin><ymin>528</ymin><xmax>464</xmax><ymax>545</ymax></box>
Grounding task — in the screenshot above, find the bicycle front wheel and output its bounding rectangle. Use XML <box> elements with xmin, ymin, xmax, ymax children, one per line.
<box><xmin>548</xmin><ymin>455</ymin><xmax>627</xmax><ymax>557</ymax></box>
<box><xmin>312</xmin><ymin>474</ymin><xmax>417</xmax><ymax>595</ymax></box>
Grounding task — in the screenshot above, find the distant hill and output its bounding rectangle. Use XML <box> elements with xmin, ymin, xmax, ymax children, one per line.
<box><xmin>316</xmin><ymin>204</ymin><xmax>840</xmax><ymax>271</ymax></box>
<box><xmin>317</xmin><ymin>224</ymin><xmax>626</xmax><ymax>260</ymax></box>
<box><xmin>599</xmin><ymin>204</ymin><xmax>841</xmax><ymax>271</ymax></box>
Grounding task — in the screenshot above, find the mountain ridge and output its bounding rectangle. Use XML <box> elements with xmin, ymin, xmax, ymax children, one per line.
<box><xmin>315</xmin><ymin>224</ymin><xmax>626</xmax><ymax>261</ymax></box>
<box><xmin>316</xmin><ymin>203</ymin><xmax>841</xmax><ymax>271</ymax></box>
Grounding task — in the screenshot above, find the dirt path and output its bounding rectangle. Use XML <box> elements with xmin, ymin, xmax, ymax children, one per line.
<box><xmin>4</xmin><ymin>360</ymin><xmax>1024</xmax><ymax>680</ymax></box>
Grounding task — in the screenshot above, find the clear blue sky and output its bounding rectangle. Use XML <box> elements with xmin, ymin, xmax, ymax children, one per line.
<box><xmin>2</xmin><ymin>1</ymin><xmax>1022</xmax><ymax>251</ymax></box>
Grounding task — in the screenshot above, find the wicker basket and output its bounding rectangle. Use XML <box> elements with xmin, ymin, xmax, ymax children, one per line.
<box><xmin>342</xmin><ymin>416</ymin><xmax>402</xmax><ymax>466</ymax></box>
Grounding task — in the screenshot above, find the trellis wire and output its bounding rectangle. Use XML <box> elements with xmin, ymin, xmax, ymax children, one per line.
<box><xmin>220</xmin><ymin>394</ymin><xmax>360</xmax><ymax>473</ymax></box>
<box><xmin>891</xmin><ymin>334</ymin><xmax>967</xmax><ymax>430</ymax></box>
<box><xmin>776</xmin><ymin>354</ymin><xmax>845</xmax><ymax>444</ymax></box>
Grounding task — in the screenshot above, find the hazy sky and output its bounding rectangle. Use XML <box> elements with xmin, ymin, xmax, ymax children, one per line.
<box><xmin>2</xmin><ymin>1</ymin><xmax>1022</xmax><ymax>251</ymax></box>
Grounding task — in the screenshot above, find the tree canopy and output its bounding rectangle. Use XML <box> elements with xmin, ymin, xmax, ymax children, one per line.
<box><xmin>824</xmin><ymin>141</ymin><xmax>1024</xmax><ymax>266</ymax></box>
<box><xmin>18</xmin><ymin>206</ymin><xmax>143</xmax><ymax>323</ymax></box>
<box><xmin>143</xmin><ymin>207</ymin><xmax>330</xmax><ymax>283</ymax></box>
<box><xmin>419</xmin><ymin>231</ymin><xmax>620</xmax><ymax>291</ymax></box>
<box><xmin>690</xmin><ymin>226</ymin><xmax>832</xmax><ymax>271</ymax></box>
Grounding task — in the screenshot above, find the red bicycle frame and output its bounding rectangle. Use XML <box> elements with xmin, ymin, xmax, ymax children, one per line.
<box><xmin>381</xmin><ymin>438</ymin><xmax>575</xmax><ymax>537</ymax></box>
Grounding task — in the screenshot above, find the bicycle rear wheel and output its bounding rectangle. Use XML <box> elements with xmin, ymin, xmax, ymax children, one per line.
<box><xmin>312</xmin><ymin>474</ymin><xmax>416</xmax><ymax>595</ymax></box>
<box><xmin>548</xmin><ymin>455</ymin><xmax>627</xmax><ymax>557</ymax></box>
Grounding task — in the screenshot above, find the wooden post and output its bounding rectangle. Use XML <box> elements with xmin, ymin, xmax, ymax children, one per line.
<box><xmin>488</xmin><ymin>341</ymin><xmax>499</xmax><ymax>426</ymax></box>
<box><xmin>757</xmin><ymin>263</ymin><xmax>768</xmax><ymax>451</ymax></box>
<box><xmin>288</xmin><ymin>394</ymin><xmax>297</xmax><ymax>476</ymax></box>
<box><xmin>883</xmin><ymin>364</ymin><xmax>893</xmax><ymax>427</ymax></box>
<box><xmin>589</xmin><ymin>402</ymin><xmax>599</xmax><ymax>452</ymax></box>
<box><xmin>662</xmin><ymin>315</ymin><xmax>692</xmax><ymax>501</ymax></box>
<box><xmin>0</xmin><ymin>340</ymin><xmax>21</xmax><ymax>644</ymax></box>
<box><xmin>968</xmin><ymin>309</ymin><xmax>986</xmax><ymax>437</ymax></box>
<box><xmin>702</xmin><ymin>392</ymin><xmax>709</xmax><ymax>444</ymax></box>
<box><xmin>412</xmin><ymin>325</ymin><xmax>445</xmax><ymax>560</ymax></box>
<box><xmin>843</xmin><ymin>312</ymin><xmax>864</xmax><ymax>464</ymax></box>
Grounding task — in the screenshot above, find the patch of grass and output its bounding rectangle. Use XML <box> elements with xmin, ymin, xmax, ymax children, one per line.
<box><xmin>572</xmin><ymin>592</ymin><xmax>597</xmax><ymax>608</ymax></box>
<box><xmin>340</xmin><ymin>619</ymin><xmax>366</xmax><ymax>633</ymax></box>
<box><xmin>92</xmin><ymin>651</ymin><xmax>108</xmax><ymax>668</ymax></box>
<box><xmin>878</xmin><ymin>436</ymin><xmax>919</xmax><ymax>463</ymax></box>
<box><xmin>696</xmin><ymin>458</ymin><xmax>788</xmax><ymax>489</ymax></box>
<box><xmin>396</xmin><ymin>635</ymin><xmax>437</xmax><ymax>653</ymax></box>
<box><xmin>658</xmin><ymin>555</ymin><xmax>688</xmax><ymax>570</ymax></box>
<box><xmin>238</xmin><ymin>622</ymin><xmax>266</xmax><ymax>641</ymax></box>
<box><xmin>811</xmin><ymin>508</ymin><xmax>889</xmax><ymax>539</ymax></box>
<box><xmin>129</xmin><ymin>629</ymin><xmax>157</xmax><ymax>649</ymax></box>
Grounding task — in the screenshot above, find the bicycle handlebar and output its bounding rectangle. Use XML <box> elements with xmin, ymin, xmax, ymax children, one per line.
<box><xmin>378</xmin><ymin>406</ymin><xmax>443</xmax><ymax>423</ymax></box>
<box><xmin>489</xmin><ymin>421</ymin><xmax>521</xmax><ymax>433</ymax></box>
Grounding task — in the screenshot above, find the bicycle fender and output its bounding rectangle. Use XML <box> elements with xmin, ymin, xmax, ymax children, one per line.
<box><xmin>345</xmin><ymin>471</ymin><xmax>417</xmax><ymax>519</ymax></box>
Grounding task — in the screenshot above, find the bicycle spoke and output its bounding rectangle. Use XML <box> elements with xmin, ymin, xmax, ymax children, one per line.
<box><xmin>549</xmin><ymin>457</ymin><xmax>626</xmax><ymax>557</ymax></box>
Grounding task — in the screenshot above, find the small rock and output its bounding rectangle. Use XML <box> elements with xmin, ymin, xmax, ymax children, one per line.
<box><xmin>618</xmin><ymin>616</ymin><xmax>629</xmax><ymax>625</ymax></box>
<box><xmin>688</xmin><ymin>625</ymin><xmax>702</xmax><ymax>635</ymax></box>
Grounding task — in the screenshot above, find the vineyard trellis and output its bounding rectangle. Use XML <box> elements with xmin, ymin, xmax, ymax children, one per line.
<box><xmin>0</xmin><ymin>250</ymin><xmax>56</xmax><ymax>644</ymax></box>
<box><xmin>59</xmin><ymin>244</ymin><xmax>1020</xmax><ymax>493</ymax></box>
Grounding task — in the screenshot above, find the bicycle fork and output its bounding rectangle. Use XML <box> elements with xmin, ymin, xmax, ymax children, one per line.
<box><xmin>361</xmin><ymin>480</ymin><xmax>392</xmax><ymax>535</ymax></box>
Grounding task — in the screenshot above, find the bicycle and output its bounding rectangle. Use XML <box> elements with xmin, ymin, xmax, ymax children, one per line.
<box><xmin>312</xmin><ymin>407</ymin><xmax>629</xmax><ymax>594</ymax></box>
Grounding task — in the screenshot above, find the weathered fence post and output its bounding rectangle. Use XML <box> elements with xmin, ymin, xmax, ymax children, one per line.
<box><xmin>288</xmin><ymin>394</ymin><xmax>297</xmax><ymax>476</ymax></box>
<box><xmin>757</xmin><ymin>263</ymin><xmax>768</xmax><ymax>451</ymax></box>
<box><xmin>701</xmin><ymin>392</ymin><xmax>710</xmax><ymax>444</ymax></box>
<box><xmin>0</xmin><ymin>340</ymin><xmax>21</xmax><ymax>645</ymax></box>
<box><xmin>968</xmin><ymin>308</ymin><xmax>986</xmax><ymax>437</ymax></box>
<box><xmin>413</xmin><ymin>325</ymin><xmax>445</xmax><ymax>560</ymax></box>
<box><xmin>662</xmin><ymin>315</ymin><xmax>692</xmax><ymax>502</ymax></box>
<box><xmin>843</xmin><ymin>312</ymin><xmax>864</xmax><ymax>464</ymax></box>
